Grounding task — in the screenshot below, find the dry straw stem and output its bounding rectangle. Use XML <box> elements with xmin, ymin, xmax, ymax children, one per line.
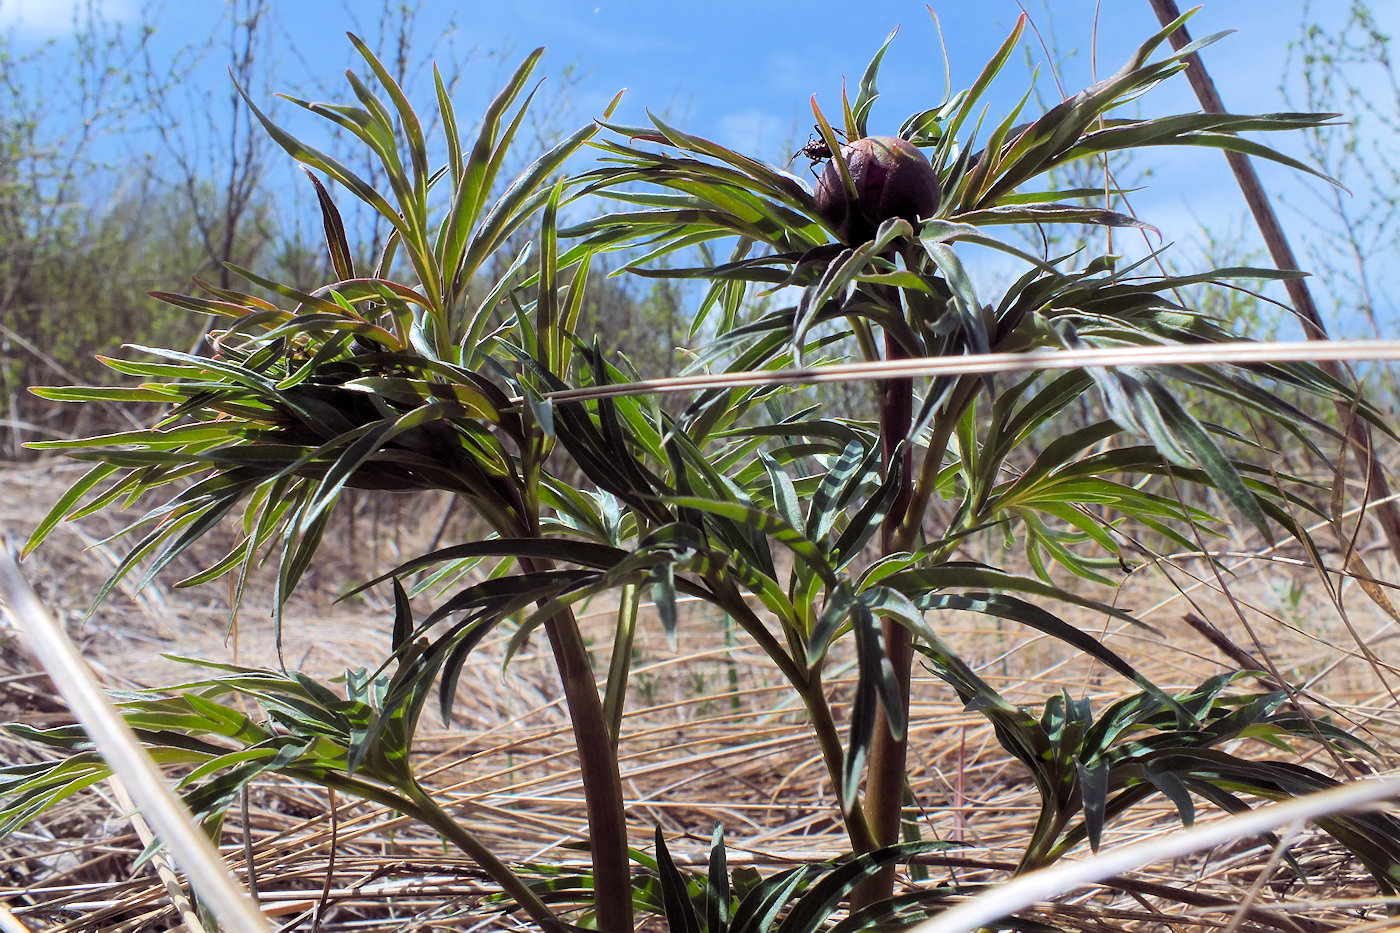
<box><xmin>910</xmin><ymin>773</ymin><xmax>1400</xmax><ymax>933</ymax></box>
<box><xmin>106</xmin><ymin>777</ymin><xmax>210</xmax><ymax>933</ymax></box>
<box><xmin>534</xmin><ymin>338</ymin><xmax>1400</xmax><ymax>403</ymax></box>
<box><xmin>1148</xmin><ymin>0</ymin><xmax>1400</xmax><ymax>565</ymax></box>
<box><xmin>0</xmin><ymin>904</ymin><xmax>30</xmax><ymax>933</ymax></box>
<box><xmin>0</xmin><ymin>549</ymin><xmax>273</xmax><ymax>933</ymax></box>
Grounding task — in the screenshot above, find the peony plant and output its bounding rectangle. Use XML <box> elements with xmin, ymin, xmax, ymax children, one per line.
<box><xmin>5</xmin><ymin>10</ymin><xmax>1400</xmax><ymax>931</ymax></box>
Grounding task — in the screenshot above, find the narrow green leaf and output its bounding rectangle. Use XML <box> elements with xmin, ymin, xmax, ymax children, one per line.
<box><xmin>302</xmin><ymin>168</ymin><xmax>355</xmax><ymax>280</ymax></box>
<box><xmin>655</xmin><ymin>827</ymin><xmax>703</xmax><ymax>933</ymax></box>
<box><xmin>707</xmin><ymin>824</ymin><xmax>731</xmax><ymax>933</ymax></box>
<box><xmin>850</xmin><ymin>27</ymin><xmax>898</xmax><ymax>139</ymax></box>
<box><xmin>391</xmin><ymin>578</ymin><xmax>412</xmax><ymax>651</ymax></box>
<box><xmin>777</xmin><ymin>841</ymin><xmax>957</xmax><ymax>933</ymax></box>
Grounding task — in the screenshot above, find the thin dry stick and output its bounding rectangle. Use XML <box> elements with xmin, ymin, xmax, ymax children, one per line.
<box><xmin>241</xmin><ymin>786</ymin><xmax>261</xmax><ymax>908</ymax></box>
<box><xmin>1146</xmin><ymin>0</ymin><xmax>1400</xmax><ymax>565</ymax></box>
<box><xmin>529</xmin><ymin>339</ymin><xmax>1400</xmax><ymax>404</ymax></box>
<box><xmin>0</xmin><ymin>903</ymin><xmax>33</xmax><ymax>933</ymax></box>
<box><xmin>0</xmin><ymin>550</ymin><xmax>273</xmax><ymax>933</ymax></box>
<box><xmin>1219</xmin><ymin>820</ymin><xmax>1307</xmax><ymax>933</ymax></box>
<box><xmin>312</xmin><ymin>787</ymin><xmax>338</xmax><ymax>932</ymax></box>
<box><xmin>107</xmin><ymin>778</ymin><xmax>209</xmax><ymax>933</ymax></box>
<box><xmin>909</xmin><ymin>775</ymin><xmax>1400</xmax><ymax>933</ymax></box>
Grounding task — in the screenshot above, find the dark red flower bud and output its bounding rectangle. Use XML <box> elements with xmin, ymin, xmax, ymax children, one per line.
<box><xmin>814</xmin><ymin>136</ymin><xmax>941</xmax><ymax>245</ymax></box>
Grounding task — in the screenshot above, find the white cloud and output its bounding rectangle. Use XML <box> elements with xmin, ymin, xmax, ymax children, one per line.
<box><xmin>0</xmin><ymin>0</ymin><xmax>137</xmax><ymax>38</ymax></box>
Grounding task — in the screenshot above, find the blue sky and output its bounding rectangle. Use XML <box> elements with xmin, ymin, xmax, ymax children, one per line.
<box><xmin>5</xmin><ymin>0</ymin><xmax>1397</xmax><ymax>335</ymax></box>
<box><xmin>5</xmin><ymin>1</ymin><xmax>1373</xmax><ymax>146</ymax></box>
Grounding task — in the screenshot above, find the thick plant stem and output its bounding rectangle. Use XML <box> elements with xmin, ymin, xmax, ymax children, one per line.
<box><xmin>855</xmin><ymin>332</ymin><xmax>916</xmax><ymax>907</ymax></box>
<box><xmin>543</xmin><ymin>610</ymin><xmax>634</xmax><ymax>932</ymax></box>
<box><xmin>521</xmin><ymin>557</ymin><xmax>634</xmax><ymax>933</ymax></box>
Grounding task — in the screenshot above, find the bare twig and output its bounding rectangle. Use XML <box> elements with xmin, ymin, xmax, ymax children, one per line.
<box><xmin>525</xmin><ymin>338</ymin><xmax>1400</xmax><ymax>404</ymax></box>
<box><xmin>0</xmin><ymin>549</ymin><xmax>273</xmax><ymax>933</ymax></box>
<box><xmin>910</xmin><ymin>775</ymin><xmax>1400</xmax><ymax>933</ymax></box>
<box><xmin>1147</xmin><ymin>0</ymin><xmax>1400</xmax><ymax>566</ymax></box>
<box><xmin>107</xmin><ymin>778</ymin><xmax>209</xmax><ymax>933</ymax></box>
<box><xmin>1182</xmin><ymin>611</ymin><xmax>1285</xmax><ymax>690</ymax></box>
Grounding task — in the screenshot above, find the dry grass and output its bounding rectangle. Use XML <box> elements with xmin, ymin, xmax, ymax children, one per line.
<box><xmin>4</xmin><ymin>457</ymin><xmax>1400</xmax><ymax>932</ymax></box>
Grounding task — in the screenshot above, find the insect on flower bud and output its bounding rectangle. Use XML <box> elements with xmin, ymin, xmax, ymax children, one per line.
<box><xmin>814</xmin><ymin>136</ymin><xmax>941</xmax><ymax>245</ymax></box>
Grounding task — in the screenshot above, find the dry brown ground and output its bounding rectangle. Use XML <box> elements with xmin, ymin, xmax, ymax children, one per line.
<box><xmin>3</xmin><ymin>457</ymin><xmax>1400</xmax><ymax>932</ymax></box>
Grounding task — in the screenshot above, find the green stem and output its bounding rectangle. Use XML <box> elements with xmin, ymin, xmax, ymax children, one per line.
<box><xmin>801</xmin><ymin>670</ymin><xmax>878</xmax><ymax>853</ymax></box>
<box><xmin>404</xmin><ymin>783</ymin><xmax>563</xmax><ymax>928</ymax></box>
<box><xmin>311</xmin><ymin>772</ymin><xmax>560</xmax><ymax>930</ymax></box>
<box><xmin>603</xmin><ymin>583</ymin><xmax>640</xmax><ymax>751</ymax></box>
<box><xmin>713</xmin><ymin>579</ymin><xmax>809</xmax><ymax>688</ymax></box>
<box><xmin>895</xmin><ymin>376</ymin><xmax>979</xmax><ymax>552</ymax></box>
<box><xmin>711</xmin><ymin>576</ymin><xmax>876</xmax><ymax>852</ymax></box>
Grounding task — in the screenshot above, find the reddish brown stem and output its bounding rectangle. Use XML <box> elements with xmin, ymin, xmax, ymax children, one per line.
<box><xmin>521</xmin><ymin>555</ymin><xmax>633</xmax><ymax>932</ymax></box>
<box><xmin>854</xmin><ymin>331</ymin><xmax>915</xmax><ymax>907</ymax></box>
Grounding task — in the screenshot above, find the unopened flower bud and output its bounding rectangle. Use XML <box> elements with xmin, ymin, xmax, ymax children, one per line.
<box><xmin>814</xmin><ymin>136</ymin><xmax>941</xmax><ymax>245</ymax></box>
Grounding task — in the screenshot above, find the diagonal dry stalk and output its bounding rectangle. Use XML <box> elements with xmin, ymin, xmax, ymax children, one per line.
<box><xmin>909</xmin><ymin>775</ymin><xmax>1400</xmax><ymax>933</ymax></box>
<box><xmin>0</xmin><ymin>550</ymin><xmax>273</xmax><ymax>933</ymax></box>
<box><xmin>1147</xmin><ymin>0</ymin><xmax>1400</xmax><ymax>568</ymax></box>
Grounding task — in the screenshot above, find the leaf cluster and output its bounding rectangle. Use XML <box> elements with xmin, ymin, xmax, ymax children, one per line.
<box><xmin>9</xmin><ymin>9</ymin><xmax>1400</xmax><ymax>925</ymax></box>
